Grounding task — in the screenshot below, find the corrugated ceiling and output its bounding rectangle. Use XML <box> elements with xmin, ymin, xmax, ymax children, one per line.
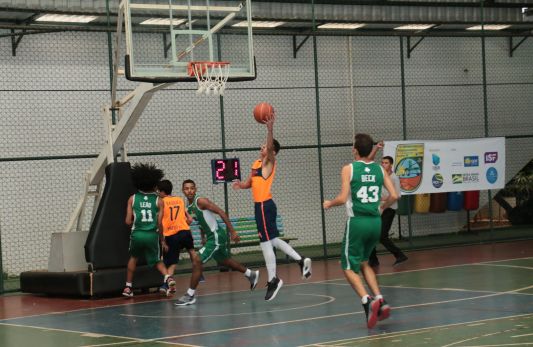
<box><xmin>0</xmin><ymin>0</ymin><xmax>531</xmax><ymax>23</ymax></box>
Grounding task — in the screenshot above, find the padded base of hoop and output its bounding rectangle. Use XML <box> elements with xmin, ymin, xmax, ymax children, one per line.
<box><xmin>20</xmin><ymin>265</ymin><xmax>163</xmax><ymax>297</ymax></box>
<box><xmin>125</xmin><ymin>55</ymin><xmax>257</xmax><ymax>84</ymax></box>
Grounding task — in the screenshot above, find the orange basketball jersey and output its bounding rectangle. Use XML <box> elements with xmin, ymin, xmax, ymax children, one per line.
<box><xmin>251</xmin><ymin>159</ymin><xmax>276</xmax><ymax>203</ymax></box>
<box><xmin>161</xmin><ymin>196</ymin><xmax>189</xmax><ymax>236</ymax></box>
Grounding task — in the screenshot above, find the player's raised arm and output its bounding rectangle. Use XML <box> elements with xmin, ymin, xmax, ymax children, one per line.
<box><xmin>368</xmin><ymin>141</ymin><xmax>383</xmax><ymax>161</ymax></box>
<box><xmin>125</xmin><ymin>195</ymin><xmax>134</xmax><ymax>226</ymax></box>
<box><xmin>323</xmin><ymin>164</ymin><xmax>351</xmax><ymax>209</ymax></box>
<box><xmin>264</xmin><ymin>112</ymin><xmax>276</xmax><ymax>166</ymax></box>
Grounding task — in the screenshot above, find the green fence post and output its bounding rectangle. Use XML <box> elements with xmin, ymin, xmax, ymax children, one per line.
<box><xmin>106</xmin><ymin>0</ymin><xmax>116</xmax><ymax>125</ymax></box>
<box><xmin>399</xmin><ymin>36</ymin><xmax>413</xmax><ymax>245</ymax></box>
<box><xmin>0</xmin><ymin>220</ymin><xmax>4</xmax><ymax>294</ymax></box>
<box><xmin>217</xmin><ymin>34</ymin><xmax>230</xmax><ymax>214</ymax></box>
<box><xmin>311</xmin><ymin>0</ymin><xmax>327</xmax><ymax>258</ymax></box>
<box><xmin>480</xmin><ymin>1</ymin><xmax>495</xmax><ymax>240</ymax></box>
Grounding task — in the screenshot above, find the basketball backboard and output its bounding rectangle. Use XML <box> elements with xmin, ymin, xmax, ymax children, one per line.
<box><xmin>118</xmin><ymin>0</ymin><xmax>255</xmax><ymax>83</ymax></box>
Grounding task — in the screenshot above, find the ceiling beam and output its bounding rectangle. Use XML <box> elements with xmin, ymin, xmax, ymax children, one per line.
<box><xmin>250</xmin><ymin>0</ymin><xmax>529</xmax><ymax>8</ymax></box>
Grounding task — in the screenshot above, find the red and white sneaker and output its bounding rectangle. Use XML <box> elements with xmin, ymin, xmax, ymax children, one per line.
<box><xmin>122</xmin><ymin>286</ymin><xmax>133</xmax><ymax>298</ymax></box>
<box><xmin>166</xmin><ymin>276</ymin><xmax>176</xmax><ymax>294</ymax></box>
<box><xmin>363</xmin><ymin>297</ymin><xmax>381</xmax><ymax>329</ymax></box>
<box><xmin>378</xmin><ymin>298</ymin><xmax>391</xmax><ymax>321</ymax></box>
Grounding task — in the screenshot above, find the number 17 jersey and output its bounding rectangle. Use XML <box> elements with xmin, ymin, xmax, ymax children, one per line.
<box><xmin>161</xmin><ymin>196</ymin><xmax>189</xmax><ymax>237</ymax></box>
<box><xmin>346</xmin><ymin>161</ymin><xmax>384</xmax><ymax>217</ymax></box>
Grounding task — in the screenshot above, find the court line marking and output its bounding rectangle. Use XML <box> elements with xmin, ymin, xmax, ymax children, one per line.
<box><xmin>3</xmin><ymin>256</ymin><xmax>532</xmax><ymax>322</ymax></box>
<box><xmin>138</xmin><ymin>284</ymin><xmax>533</xmax><ymax>343</ymax></box>
<box><xmin>456</xmin><ymin>344</ymin><xmax>533</xmax><ymax>346</ymax></box>
<box><xmin>2</xmin><ymin>261</ymin><xmax>529</xmax><ymax>346</ymax></box>
<box><xmin>82</xmin><ymin>342</ymin><xmax>146</xmax><ymax>347</ymax></box>
<box><xmin>0</xmin><ymin>278</ymin><xmax>339</xmax><ymax>322</ymax></box>
<box><xmin>0</xmin><ymin>321</ymin><xmax>144</xmax><ymax>343</ymax></box>
<box><xmin>6</xmin><ymin>280</ymin><xmax>525</xmax><ymax>347</ymax></box>
<box><xmin>472</xmin><ymin>263</ymin><xmax>533</xmax><ymax>270</ymax></box>
<box><xmin>480</xmin><ymin>257</ymin><xmax>533</xmax><ymax>264</ymax></box>
<box><xmin>83</xmin><ymin>340</ymin><xmax>201</xmax><ymax>347</ymax></box>
<box><xmin>441</xmin><ymin>327</ymin><xmax>522</xmax><ymax>347</ymax></box>
<box><xmin>120</xmin><ymin>293</ymin><xmax>335</xmax><ymax>319</ymax></box>
<box><xmin>326</xmin><ymin>282</ymin><xmax>495</xmax><ymax>292</ymax></box>
<box><xmin>376</xmin><ymin>256</ymin><xmax>533</xmax><ymax>277</ymax></box>
<box><xmin>324</xmin><ymin>283</ymin><xmax>533</xmax><ymax>296</ymax></box>
<box><xmin>299</xmin><ymin>313</ymin><xmax>533</xmax><ymax>347</ymax></box>
<box><xmin>512</xmin><ymin>333</ymin><xmax>533</xmax><ymax>338</ymax></box>
<box><xmin>328</xmin><ymin>328</ymin><xmax>436</xmax><ymax>346</ymax></box>
<box><xmin>1</xmin><ymin>255</ymin><xmax>531</xmax><ymax>344</ymax></box>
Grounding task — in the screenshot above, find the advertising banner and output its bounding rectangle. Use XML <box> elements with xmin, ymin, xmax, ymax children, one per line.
<box><xmin>383</xmin><ymin>138</ymin><xmax>505</xmax><ymax>194</ymax></box>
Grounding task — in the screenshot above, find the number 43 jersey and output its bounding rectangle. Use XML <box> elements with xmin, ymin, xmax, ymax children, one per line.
<box><xmin>346</xmin><ymin>161</ymin><xmax>384</xmax><ymax>217</ymax></box>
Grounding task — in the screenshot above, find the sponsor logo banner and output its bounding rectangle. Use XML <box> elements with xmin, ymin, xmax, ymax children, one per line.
<box><xmin>485</xmin><ymin>152</ymin><xmax>498</xmax><ymax>163</ymax></box>
<box><xmin>486</xmin><ymin>167</ymin><xmax>498</xmax><ymax>184</ymax></box>
<box><xmin>464</xmin><ymin>156</ymin><xmax>479</xmax><ymax>167</ymax></box>
<box><xmin>384</xmin><ymin>137</ymin><xmax>505</xmax><ymax>194</ymax></box>
<box><xmin>432</xmin><ymin>173</ymin><xmax>444</xmax><ymax>188</ymax></box>
<box><xmin>394</xmin><ymin>143</ymin><xmax>424</xmax><ymax>193</ymax></box>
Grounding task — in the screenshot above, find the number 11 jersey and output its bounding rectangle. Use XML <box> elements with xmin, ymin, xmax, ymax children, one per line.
<box><xmin>132</xmin><ymin>192</ymin><xmax>159</xmax><ymax>232</ymax></box>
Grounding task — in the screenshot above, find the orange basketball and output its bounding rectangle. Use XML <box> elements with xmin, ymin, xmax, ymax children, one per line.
<box><xmin>253</xmin><ymin>102</ymin><xmax>274</xmax><ymax>123</ymax></box>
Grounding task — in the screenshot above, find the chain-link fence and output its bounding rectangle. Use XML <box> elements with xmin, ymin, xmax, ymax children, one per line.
<box><xmin>1</xmin><ymin>4</ymin><xmax>532</xmax><ymax>293</ymax></box>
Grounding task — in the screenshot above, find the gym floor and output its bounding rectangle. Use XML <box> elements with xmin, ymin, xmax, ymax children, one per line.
<box><xmin>1</xmin><ymin>240</ymin><xmax>532</xmax><ymax>347</ymax></box>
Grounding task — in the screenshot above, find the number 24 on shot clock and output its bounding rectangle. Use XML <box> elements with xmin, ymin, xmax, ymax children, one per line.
<box><xmin>211</xmin><ymin>158</ymin><xmax>241</xmax><ymax>184</ymax></box>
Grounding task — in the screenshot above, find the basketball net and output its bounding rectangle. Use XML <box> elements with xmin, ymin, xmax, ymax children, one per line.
<box><xmin>188</xmin><ymin>61</ymin><xmax>230</xmax><ymax>96</ymax></box>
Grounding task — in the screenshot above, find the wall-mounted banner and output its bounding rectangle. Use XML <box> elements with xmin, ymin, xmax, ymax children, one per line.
<box><xmin>383</xmin><ymin>137</ymin><xmax>505</xmax><ymax>194</ymax></box>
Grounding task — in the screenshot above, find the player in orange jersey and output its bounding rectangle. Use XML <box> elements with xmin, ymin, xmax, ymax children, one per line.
<box><xmin>233</xmin><ymin>113</ymin><xmax>312</xmax><ymax>301</ymax></box>
<box><xmin>157</xmin><ymin>180</ymin><xmax>201</xmax><ymax>303</ymax></box>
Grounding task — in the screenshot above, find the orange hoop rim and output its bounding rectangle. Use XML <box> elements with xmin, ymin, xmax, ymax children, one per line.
<box><xmin>189</xmin><ymin>61</ymin><xmax>230</xmax><ymax>67</ymax></box>
<box><xmin>187</xmin><ymin>61</ymin><xmax>230</xmax><ymax>77</ymax></box>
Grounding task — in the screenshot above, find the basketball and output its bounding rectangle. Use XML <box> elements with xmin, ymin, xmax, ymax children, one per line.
<box><xmin>253</xmin><ymin>102</ymin><xmax>274</xmax><ymax>123</ymax></box>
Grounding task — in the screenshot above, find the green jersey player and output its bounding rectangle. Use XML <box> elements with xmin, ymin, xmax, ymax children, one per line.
<box><xmin>123</xmin><ymin>163</ymin><xmax>175</xmax><ymax>298</ymax></box>
<box><xmin>323</xmin><ymin>133</ymin><xmax>398</xmax><ymax>329</ymax></box>
<box><xmin>173</xmin><ymin>179</ymin><xmax>259</xmax><ymax>306</ymax></box>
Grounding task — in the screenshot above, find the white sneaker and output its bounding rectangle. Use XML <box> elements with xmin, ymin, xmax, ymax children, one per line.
<box><xmin>299</xmin><ymin>257</ymin><xmax>312</xmax><ymax>279</ymax></box>
<box><xmin>248</xmin><ymin>270</ymin><xmax>260</xmax><ymax>291</ymax></box>
<box><xmin>174</xmin><ymin>293</ymin><xmax>196</xmax><ymax>306</ymax></box>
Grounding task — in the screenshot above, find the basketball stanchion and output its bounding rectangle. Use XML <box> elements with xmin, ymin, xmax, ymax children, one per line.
<box><xmin>188</xmin><ymin>61</ymin><xmax>230</xmax><ymax>96</ymax></box>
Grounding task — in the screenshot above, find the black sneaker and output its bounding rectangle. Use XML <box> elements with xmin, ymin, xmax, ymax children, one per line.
<box><xmin>248</xmin><ymin>270</ymin><xmax>260</xmax><ymax>291</ymax></box>
<box><xmin>363</xmin><ymin>297</ymin><xmax>380</xmax><ymax>329</ymax></box>
<box><xmin>393</xmin><ymin>255</ymin><xmax>408</xmax><ymax>267</ymax></box>
<box><xmin>265</xmin><ymin>277</ymin><xmax>283</xmax><ymax>301</ymax></box>
<box><xmin>298</xmin><ymin>257</ymin><xmax>312</xmax><ymax>279</ymax></box>
<box><xmin>363</xmin><ymin>301</ymin><xmax>370</xmax><ymax>322</ymax></box>
<box><xmin>378</xmin><ymin>298</ymin><xmax>391</xmax><ymax>321</ymax></box>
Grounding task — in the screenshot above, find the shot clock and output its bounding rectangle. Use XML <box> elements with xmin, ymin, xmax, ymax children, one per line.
<box><xmin>211</xmin><ymin>158</ymin><xmax>241</xmax><ymax>184</ymax></box>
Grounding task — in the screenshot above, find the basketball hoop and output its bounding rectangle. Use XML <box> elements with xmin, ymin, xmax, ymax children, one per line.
<box><xmin>188</xmin><ymin>61</ymin><xmax>230</xmax><ymax>96</ymax></box>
